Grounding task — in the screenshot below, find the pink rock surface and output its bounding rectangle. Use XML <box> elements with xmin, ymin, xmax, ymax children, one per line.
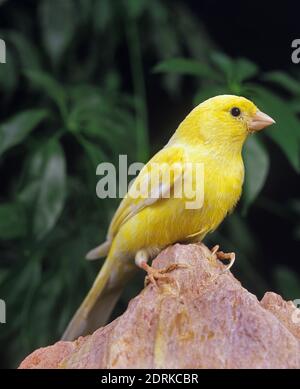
<box><xmin>19</xmin><ymin>243</ymin><xmax>300</xmax><ymax>369</ymax></box>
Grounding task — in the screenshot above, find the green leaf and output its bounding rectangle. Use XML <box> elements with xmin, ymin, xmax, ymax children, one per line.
<box><xmin>243</xmin><ymin>137</ymin><xmax>269</xmax><ymax>211</ymax></box>
<box><xmin>225</xmin><ymin>213</ymin><xmax>258</xmax><ymax>258</ymax></box>
<box><xmin>77</xmin><ymin>0</ymin><xmax>93</xmax><ymax>23</ymax></box>
<box><xmin>126</xmin><ymin>0</ymin><xmax>147</xmax><ymax>19</ymax></box>
<box><xmin>289</xmin><ymin>99</ymin><xmax>300</xmax><ymax>114</ymax></box>
<box><xmin>93</xmin><ymin>0</ymin><xmax>113</xmax><ymax>31</ymax></box>
<box><xmin>32</xmin><ymin>140</ymin><xmax>66</xmax><ymax>240</ymax></box>
<box><xmin>0</xmin><ymin>47</ymin><xmax>18</xmax><ymax>96</ymax></box>
<box><xmin>75</xmin><ymin>134</ymin><xmax>107</xmax><ymax>169</ymax></box>
<box><xmin>0</xmin><ymin>109</ymin><xmax>48</xmax><ymax>156</ymax></box>
<box><xmin>18</xmin><ymin>181</ymin><xmax>40</xmax><ymax>210</ymax></box>
<box><xmin>0</xmin><ymin>203</ymin><xmax>26</xmax><ymax>239</ymax></box>
<box><xmin>211</xmin><ymin>54</ymin><xmax>258</xmax><ymax>86</ymax></box>
<box><xmin>6</xmin><ymin>31</ymin><xmax>41</xmax><ymax>70</ymax></box>
<box><xmin>24</xmin><ymin>70</ymin><xmax>67</xmax><ymax>119</ymax></box>
<box><xmin>153</xmin><ymin>58</ymin><xmax>219</xmax><ymax>80</ymax></box>
<box><xmin>210</xmin><ymin>52</ymin><xmax>233</xmax><ymax>80</ymax></box>
<box><xmin>253</xmin><ymin>86</ymin><xmax>300</xmax><ymax>172</ymax></box>
<box><xmin>263</xmin><ymin>71</ymin><xmax>300</xmax><ymax>96</ymax></box>
<box><xmin>273</xmin><ymin>266</ymin><xmax>300</xmax><ymax>300</ymax></box>
<box><xmin>235</xmin><ymin>58</ymin><xmax>258</xmax><ymax>83</ymax></box>
<box><xmin>39</xmin><ymin>0</ymin><xmax>76</xmax><ymax>65</ymax></box>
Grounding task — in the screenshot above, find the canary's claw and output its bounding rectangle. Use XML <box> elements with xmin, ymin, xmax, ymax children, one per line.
<box><xmin>141</xmin><ymin>262</ymin><xmax>187</xmax><ymax>287</ymax></box>
<box><xmin>211</xmin><ymin>245</ymin><xmax>235</xmax><ymax>272</ymax></box>
<box><xmin>211</xmin><ymin>245</ymin><xmax>220</xmax><ymax>257</ymax></box>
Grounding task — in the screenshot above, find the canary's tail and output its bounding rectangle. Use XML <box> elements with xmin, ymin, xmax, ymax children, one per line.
<box><xmin>62</xmin><ymin>252</ymin><xmax>124</xmax><ymax>341</ymax></box>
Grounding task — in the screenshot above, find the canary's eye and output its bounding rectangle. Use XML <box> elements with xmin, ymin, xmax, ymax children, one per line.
<box><xmin>230</xmin><ymin>107</ymin><xmax>241</xmax><ymax>117</ymax></box>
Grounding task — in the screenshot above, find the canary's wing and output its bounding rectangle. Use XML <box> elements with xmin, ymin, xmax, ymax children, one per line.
<box><xmin>107</xmin><ymin>146</ymin><xmax>185</xmax><ymax>240</ymax></box>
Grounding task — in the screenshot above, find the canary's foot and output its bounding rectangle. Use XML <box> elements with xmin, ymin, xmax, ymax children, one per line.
<box><xmin>211</xmin><ymin>245</ymin><xmax>235</xmax><ymax>272</ymax></box>
<box><xmin>141</xmin><ymin>262</ymin><xmax>186</xmax><ymax>287</ymax></box>
<box><xmin>135</xmin><ymin>249</ymin><xmax>187</xmax><ymax>287</ymax></box>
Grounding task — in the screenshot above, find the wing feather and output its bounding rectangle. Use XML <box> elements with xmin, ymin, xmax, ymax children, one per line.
<box><xmin>107</xmin><ymin>146</ymin><xmax>185</xmax><ymax>239</ymax></box>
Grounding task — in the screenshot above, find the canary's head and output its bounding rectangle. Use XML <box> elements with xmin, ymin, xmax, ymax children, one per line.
<box><xmin>175</xmin><ymin>95</ymin><xmax>275</xmax><ymax>150</ymax></box>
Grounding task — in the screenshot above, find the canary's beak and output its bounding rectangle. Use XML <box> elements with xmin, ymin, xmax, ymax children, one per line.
<box><xmin>249</xmin><ymin>110</ymin><xmax>276</xmax><ymax>132</ymax></box>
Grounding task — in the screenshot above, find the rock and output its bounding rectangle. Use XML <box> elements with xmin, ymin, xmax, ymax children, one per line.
<box><xmin>19</xmin><ymin>243</ymin><xmax>300</xmax><ymax>369</ymax></box>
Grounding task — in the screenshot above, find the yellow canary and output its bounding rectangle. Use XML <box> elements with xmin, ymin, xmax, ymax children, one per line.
<box><xmin>62</xmin><ymin>95</ymin><xmax>275</xmax><ymax>341</ymax></box>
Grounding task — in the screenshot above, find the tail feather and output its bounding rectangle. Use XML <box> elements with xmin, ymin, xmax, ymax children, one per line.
<box><xmin>78</xmin><ymin>287</ymin><xmax>123</xmax><ymax>336</ymax></box>
<box><xmin>62</xmin><ymin>253</ymin><xmax>117</xmax><ymax>341</ymax></box>
<box><xmin>62</xmin><ymin>252</ymin><xmax>136</xmax><ymax>341</ymax></box>
<box><xmin>86</xmin><ymin>241</ymin><xmax>111</xmax><ymax>260</ymax></box>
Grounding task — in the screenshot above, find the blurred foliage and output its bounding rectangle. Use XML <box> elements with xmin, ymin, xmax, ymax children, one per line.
<box><xmin>0</xmin><ymin>0</ymin><xmax>299</xmax><ymax>368</ymax></box>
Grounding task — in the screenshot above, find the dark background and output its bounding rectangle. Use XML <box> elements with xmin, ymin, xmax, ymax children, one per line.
<box><xmin>0</xmin><ymin>0</ymin><xmax>299</xmax><ymax>368</ymax></box>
